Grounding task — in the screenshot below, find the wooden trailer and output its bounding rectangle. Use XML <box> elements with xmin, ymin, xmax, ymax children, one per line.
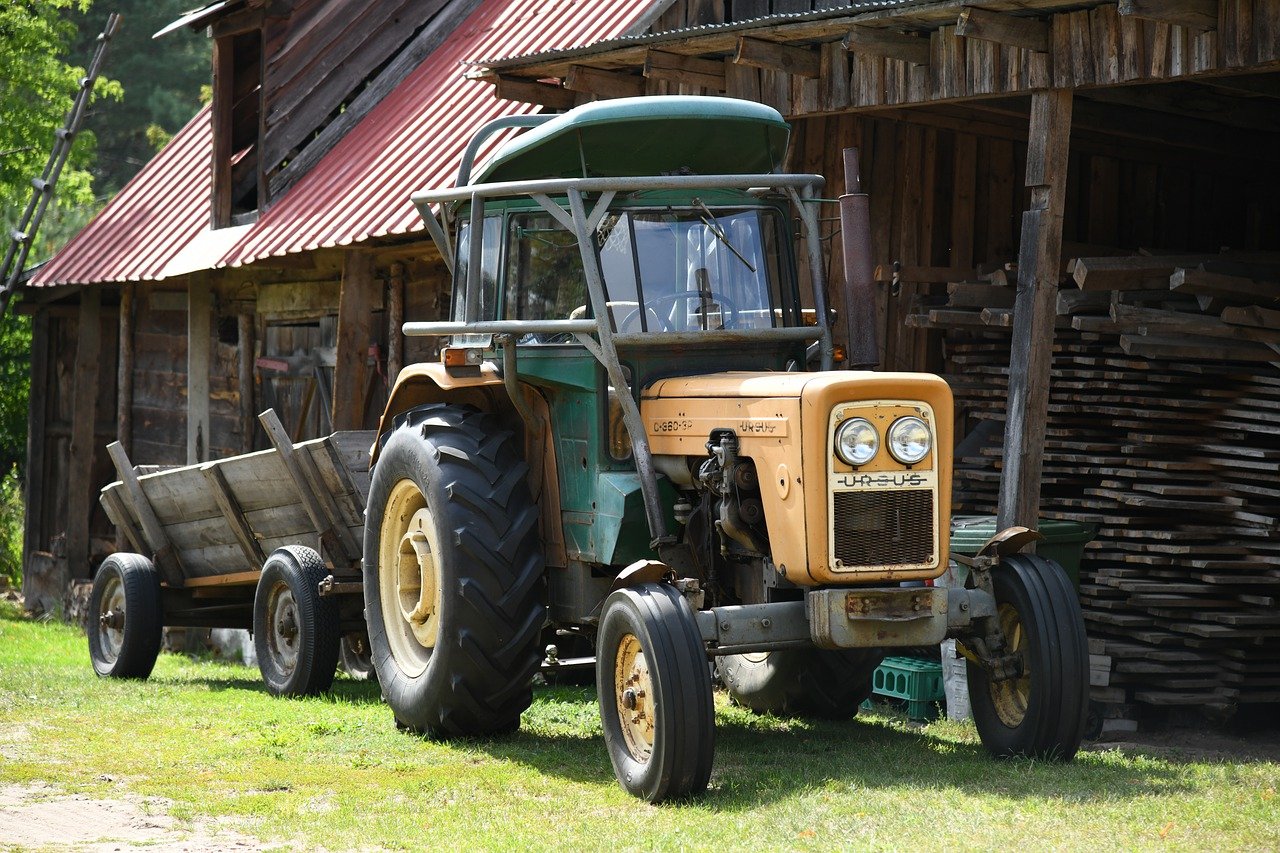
<box><xmin>90</xmin><ymin>408</ymin><xmax>376</xmax><ymax>695</ymax></box>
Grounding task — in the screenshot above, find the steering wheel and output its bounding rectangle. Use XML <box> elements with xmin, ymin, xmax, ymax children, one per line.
<box><xmin>619</xmin><ymin>291</ymin><xmax>740</xmax><ymax>333</ymax></box>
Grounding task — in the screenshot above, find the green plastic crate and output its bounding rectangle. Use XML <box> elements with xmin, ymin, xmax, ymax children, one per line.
<box><xmin>869</xmin><ymin>656</ymin><xmax>944</xmax><ymax>721</ymax></box>
<box><xmin>950</xmin><ymin>515</ymin><xmax>1095</xmax><ymax>588</ymax></box>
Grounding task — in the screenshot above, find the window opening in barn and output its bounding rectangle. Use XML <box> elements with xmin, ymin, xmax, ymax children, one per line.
<box><xmin>212</xmin><ymin>22</ymin><xmax>263</xmax><ymax>227</ymax></box>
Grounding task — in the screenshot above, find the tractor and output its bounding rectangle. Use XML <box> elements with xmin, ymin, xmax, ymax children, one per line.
<box><xmin>365</xmin><ymin>95</ymin><xmax>1089</xmax><ymax>802</ymax></box>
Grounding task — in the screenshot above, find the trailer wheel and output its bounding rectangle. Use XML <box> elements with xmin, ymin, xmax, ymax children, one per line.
<box><xmin>253</xmin><ymin>546</ymin><xmax>340</xmax><ymax>697</ymax></box>
<box><xmin>364</xmin><ymin>404</ymin><xmax>545</xmax><ymax>736</ymax></box>
<box><xmin>597</xmin><ymin>583</ymin><xmax>714</xmax><ymax>803</ymax></box>
<box><xmin>340</xmin><ymin>633</ymin><xmax>376</xmax><ymax>682</ymax></box>
<box><xmin>968</xmin><ymin>554</ymin><xmax>1089</xmax><ymax>761</ymax></box>
<box><xmin>718</xmin><ymin>648</ymin><xmax>882</xmax><ymax>719</ymax></box>
<box><xmin>88</xmin><ymin>553</ymin><xmax>163</xmax><ymax>679</ymax></box>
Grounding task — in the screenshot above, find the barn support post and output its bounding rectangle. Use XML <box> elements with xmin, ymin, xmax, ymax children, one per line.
<box><xmin>997</xmin><ymin>89</ymin><xmax>1073</xmax><ymax>532</ymax></box>
<box><xmin>387</xmin><ymin>261</ymin><xmax>405</xmax><ymax>384</ymax></box>
<box><xmin>187</xmin><ymin>274</ymin><xmax>211</xmax><ymax>464</ymax></box>
<box><xmin>21</xmin><ymin>308</ymin><xmax>49</xmax><ymax>581</ymax></box>
<box><xmin>116</xmin><ymin>285</ymin><xmax>135</xmax><ymax>456</ymax></box>
<box><xmin>66</xmin><ymin>285</ymin><xmax>102</xmax><ymax>579</ymax></box>
<box><xmin>237</xmin><ymin>312</ymin><xmax>255</xmax><ymax>453</ymax></box>
<box><xmin>333</xmin><ymin>249</ymin><xmax>376</xmax><ymax>431</ymax></box>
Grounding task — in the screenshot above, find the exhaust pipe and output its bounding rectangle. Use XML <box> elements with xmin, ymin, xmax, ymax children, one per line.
<box><xmin>839</xmin><ymin>148</ymin><xmax>879</xmax><ymax>370</ymax></box>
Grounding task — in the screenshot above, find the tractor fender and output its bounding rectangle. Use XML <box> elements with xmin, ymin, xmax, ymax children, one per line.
<box><xmin>370</xmin><ymin>362</ymin><xmax>506</xmax><ymax>464</ymax></box>
<box><xmin>953</xmin><ymin>525</ymin><xmax>1045</xmax><ymax>569</ymax></box>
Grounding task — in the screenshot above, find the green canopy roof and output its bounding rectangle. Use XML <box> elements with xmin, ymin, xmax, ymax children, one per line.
<box><xmin>472</xmin><ymin>96</ymin><xmax>791</xmax><ymax>184</ymax></box>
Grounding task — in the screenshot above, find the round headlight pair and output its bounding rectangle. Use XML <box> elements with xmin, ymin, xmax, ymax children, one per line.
<box><xmin>834</xmin><ymin>415</ymin><xmax>932</xmax><ymax>466</ymax></box>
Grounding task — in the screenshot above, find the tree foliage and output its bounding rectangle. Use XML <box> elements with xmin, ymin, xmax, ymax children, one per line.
<box><xmin>69</xmin><ymin>0</ymin><xmax>210</xmax><ymax>196</ymax></box>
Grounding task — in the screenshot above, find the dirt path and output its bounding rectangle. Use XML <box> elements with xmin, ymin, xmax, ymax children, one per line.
<box><xmin>0</xmin><ymin>783</ymin><xmax>267</xmax><ymax>851</ymax></box>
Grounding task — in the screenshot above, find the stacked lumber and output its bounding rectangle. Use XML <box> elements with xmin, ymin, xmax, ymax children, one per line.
<box><xmin>920</xmin><ymin>252</ymin><xmax>1280</xmax><ymax>714</ymax></box>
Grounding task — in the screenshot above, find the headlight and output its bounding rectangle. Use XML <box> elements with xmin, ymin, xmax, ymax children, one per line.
<box><xmin>835</xmin><ymin>418</ymin><xmax>879</xmax><ymax>466</ymax></box>
<box><xmin>887</xmin><ymin>416</ymin><xmax>931</xmax><ymax>464</ymax></box>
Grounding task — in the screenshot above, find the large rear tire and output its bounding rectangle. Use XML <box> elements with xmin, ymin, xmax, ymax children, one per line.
<box><xmin>718</xmin><ymin>648</ymin><xmax>883</xmax><ymax>719</ymax></box>
<box><xmin>967</xmin><ymin>554</ymin><xmax>1089</xmax><ymax>761</ymax></box>
<box><xmin>88</xmin><ymin>553</ymin><xmax>163</xmax><ymax>679</ymax></box>
<box><xmin>253</xmin><ymin>546</ymin><xmax>340</xmax><ymax>697</ymax></box>
<box><xmin>364</xmin><ymin>404</ymin><xmax>545</xmax><ymax>736</ymax></box>
<box><xmin>597</xmin><ymin>583</ymin><xmax>714</xmax><ymax>803</ymax></box>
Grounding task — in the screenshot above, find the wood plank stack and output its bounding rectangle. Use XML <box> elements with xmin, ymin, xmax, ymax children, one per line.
<box><xmin>919</xmin><ymin>252</ymin><xmax>1280</xmax><ymax>714</ymax></box>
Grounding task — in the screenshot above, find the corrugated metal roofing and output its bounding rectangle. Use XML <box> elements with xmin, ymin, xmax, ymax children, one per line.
<box><xmin>32</xmin><ymin>0</ymin><xmax>655</xmax><ymax>287</ymax></box>
<box><xmin>223</xmin><ymin>0</ymin><xmax>655</xmax><ymax>267</ymax></box>
<box><xmin>470</xmin><ymin>0</ymin><xmax>916</xmax><ymax>71</ymax></box>
<box><xmin>31</xmin><ymin>105</ymin><xmax>213</xmax><ymax>287</ymax></box>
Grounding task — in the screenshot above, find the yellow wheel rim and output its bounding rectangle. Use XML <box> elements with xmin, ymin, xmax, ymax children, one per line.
<box><xmin>988</xmin><ymin>602</ymin><xmax>1031</xmax><ymax>727</ymax></box>
<box><xmin>378</xmin><ymin>478</ymin><xmax>443</xmax><ymax>678</ymax></box>
<box><xmin>614</xmin><ymin>633</ymin><xmax>655</xmax><ymax>763</ymax></box>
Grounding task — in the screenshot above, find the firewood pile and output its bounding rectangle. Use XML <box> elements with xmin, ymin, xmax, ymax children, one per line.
<box><xmin>913</xmin><ymin>252</ymin><xmax>1280</xmax><ymax>713</ymax></box>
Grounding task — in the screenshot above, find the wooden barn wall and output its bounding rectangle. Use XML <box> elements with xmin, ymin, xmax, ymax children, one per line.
<box><xmin>790</xmin><ymin>111</ymin><xmax>1280</xmax><ymax>373</ymax></box>
<box><xmin>632</xmin><ymin>1</ymin><xmax>1280</xmax><ymax>116</ymax></box>
<box><xmin>29</xmin><ymin>305</ymin><xmax>119</xmax><ymax>564</ymax></box>
<box><xmin>130</xmin><ymin>285</ymin><xmax>188</xmax><ymax>466</ymax></box>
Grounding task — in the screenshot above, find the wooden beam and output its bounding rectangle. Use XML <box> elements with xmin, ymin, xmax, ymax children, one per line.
<box><xmin>237</xmin><ymin>313</ymin><xmax>255</xmax><ymax>453</ymax></box>
<box><xmin>998</xmin><ymin>89</ymin><xmax>1073</xmax><ymax>533</ymax></box>
<box><xmin>106</xmin><ymin>442</ymin><xmax>185</xmax><ymax>586</ymax></box>
<box><xmin>494</xmin><ymin>75</ymin><xmax>577</xmax><ymax>109</ymax></box>
<box><xmin>258</xmin><ymin>409</ymin><xmax>362</xmax><ymax>567</ymax></box>
<box><xmin>66</xmin><ymin>286</ymin><xmax>101</xmax><ymax>579</ymax></box>
<box><xmin>99</xmin><ymin>487</ymin><xmax>146</xmax><ymax>555</ymax></box>
<box><xmin>842</xmin><ymin>26</ymin><xmax>931</xmax><ymax>66</ymax></box>
<box><xmin>333</xmin><ymin>251</ymin><xmax>376</xmax><ymax>432</ymax></box>
<box><xmin>733</xmin><ymin>36</ymin><xmax>820</xmax><ymax>77</ymax></box>
<box><xmin>955</xmin><ymin>7</ymin><xmax>1050</xmax><ymax>53</ymax></box>
<box><xmin>210</xmin><ymin>38</ymin><xmax>234</xmax><ymax>228</ymax></box>
<box><xmin>21</xmin><ymin>309</ymin><xmax>49</xmax><ymax>575</ymax></box>
<box><xmin>200</xmin><ymin>462</ymin><xmax>267</xmax><ymax>568</ymax></box>
<box><xmin>116</xmin><ymin>286</ymin><xmax>134</xmax><ymax>458</ymax></box>
<box><xmin>564</xmin><ymin>65</ymin><xmax>646</xmax><ymax>99</ymax></box>
<box><xmin>1118</xmin><ymin>0</ymin><xmax>1218</xmax><ymax>32</ymax></box>
<box><xmin>387</xmin><ymin>262</ymin><xmax>405</xmax><ymax>384</ymax></box>
<box><xmin>187</xmin><ymin>276</ymin><xmax>211</xmax><ymax>464</ymax></box>
<box><xmin>644</xmin><ymin>50</ymin><xmax>726</xmax><ymax>91</ymax></box>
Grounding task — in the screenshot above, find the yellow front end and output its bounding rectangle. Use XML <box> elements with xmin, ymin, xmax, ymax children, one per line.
<box><xmin>643</xmin><ymin>371</ymin><xmax>953</xmax><ymax>586</ymax></box>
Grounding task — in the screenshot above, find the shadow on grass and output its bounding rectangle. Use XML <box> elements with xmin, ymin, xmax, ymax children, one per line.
<box><xmin>462</xmin><ymin>686</ymin><xmax>1196</xmax><ymax>809</ymax></box>
<box><xmin>151</xmin><ymin>671</ymin><xmax>386</xmax><ymax>706</ymax></box>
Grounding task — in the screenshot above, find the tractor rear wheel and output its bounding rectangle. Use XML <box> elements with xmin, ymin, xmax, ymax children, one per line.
<box><xmin>88</xmin><ymin>553</ymin><xmax>163</xmax><ymax>679</ymax></box>
<box><xmin>363</xmin><ymin>404</ymin><xmax>545</xmax><ymax>736</ymax></box>
<box><xmin>967</xmin><ymin>554</ymin><xmax>1089</xmax><ymax>761</ymax></box>
<box><xmin>718</xmin><ymin>648</ymin><xmax>882</xmax><ymax>719</ymax></box>
<box><xmin>597</xmin><ymin>583</ymin><xmax>714</xmax><ymax>803</ymax></box>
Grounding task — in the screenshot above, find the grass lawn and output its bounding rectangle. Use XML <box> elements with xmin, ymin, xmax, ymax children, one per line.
<box><xmin>1</xmin><ymin>600</ymin><xmax>1276</xmax><ymax>850</ymax></box>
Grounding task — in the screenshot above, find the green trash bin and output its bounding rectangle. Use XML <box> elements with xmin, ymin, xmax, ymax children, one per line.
<box><xmin>949</xmin><ymin>515</ymin><xmax>1095</xmax><ymax>588</ymax></box>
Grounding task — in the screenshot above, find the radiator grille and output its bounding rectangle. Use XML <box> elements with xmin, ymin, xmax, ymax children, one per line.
<box><xmin>832</xmin><ymin>490</ymin><xmax>935</xmax><ymax>568</ymax></box>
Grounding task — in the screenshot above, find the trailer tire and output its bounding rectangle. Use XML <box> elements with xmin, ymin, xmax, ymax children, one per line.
<box><xmin>718</xmin><ymin>648</ymin><xmax>882</xmax><ymax>719</ymax></box>
<box><xmin>254</xmin><ymin>546</ymin><xmax>340</xmax><ymax>697</ymax></box>
<box><xmin>598</xmin><ymin>583</ymin><xmax>714</xmax><ymax>803</ymax></box>
<box><xmin>967</xmin><ymin>554</ymin><xmax>1089</xmax><ymax>761</ymax></box>
<box><xmin>364</xmin><ymin>404</ymin><xmax>545</xmax><ymax>737</ymax></box>
<box><xmin>89</xmin><ymin>553</ymin><xmax>163</xmax><ymax>679</ymax></box>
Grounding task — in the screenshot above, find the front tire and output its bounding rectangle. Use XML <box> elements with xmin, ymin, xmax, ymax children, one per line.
<box><xmin>253</xmin><ymin>546</ymin><xmax>340</xmax><ymax>697</ymax></box>
<box><xmin>88</xmin><ymin>553</ymin><xmax>163</xmax><ymax>679</ymax></box>
<box><xmin>967</xmin><ymin>554</ymin><xmax>1089</xmax><ymax>760</ymax></box>
<box><xmin>597</xmin><ymin>583</ymin><xmax>714</xmax><ymax>803</ymax></box>
<box><xmin>364</xmin><ymin>404</ymin><xmax>545</xmax><ymax>736</ymax></box>
<box><xmin>718</xmin><ymin>648</ymin><xmax>882</xmax><ymax>719</ymax></box>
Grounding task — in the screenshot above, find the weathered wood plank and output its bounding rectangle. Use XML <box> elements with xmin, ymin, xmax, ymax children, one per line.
<box><xmin>106</xmin><ymin>441</ymin><xmax>185</xmax><ymax>586</ymax></box>
<box><xmin>844</xmin><ymin>26</ymin><xmax>931</xmax><ymax>65</ymax></box>
<box><xmin>734</xmin><ymin>36</ymin><xmax>820</xmax><ymax>77</ymax></box>
<box><xmin>1119</xmin><ymin>0</ymin><xmax>1219</xmax><ymax>32</ymax></box>
<box><xmin>200</xmin><ymin>462</ymin><xmax>267</xmax><ymax>569</ymax></box>
<box><xmin>100</xmin><ymin>486</ymin><xmax>146</xmax><ymax>555</ymax></box>
<box><xmin>333</xmin><ymin>251</ymin><xmax>375</xmax><ymax>432</ymax></box>
<box><xmin>956</xmin><ymin>6</ymin><xmax>1050</xmax><ymax>53</ymax></box>
<box><xmin>645</xmin><ymin>49</ymin><xmax>726</xmax><ymax>91</ymax></box>
<box><xmin>187</xmin><ymin>278</ymin><xmax>211</xmax><ymax>464</ymax></box>
<box><xmin>22</xmin><ymin>309</ymin><xmax>49</xmax><ymax>568</ymax></box>
<box><xmin>66</xmin><ymin>287</ymin><xmax>102</xmax><ymax>579</ymax></box>
<box><xmin>998</xmin><ymin>89</ymin><xmax>1073</xmax><ymax>532</ymax></box>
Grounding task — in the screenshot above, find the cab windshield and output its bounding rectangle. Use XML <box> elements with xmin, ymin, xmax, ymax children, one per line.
<box><xmin>495</xmin><ymin>204</ymin><xmax>794</xmax><ymax>334</ymax></box>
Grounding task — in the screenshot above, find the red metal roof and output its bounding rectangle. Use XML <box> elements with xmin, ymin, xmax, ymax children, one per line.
<box><xmin>31</xmin><ymin>0</ymin><xmax>655</xmax><ymax>287</ymax></box>
<box><xmin>31</xmin><ymin>105</ymin><xmax>213</xmax><ymax>287</ymax></box>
